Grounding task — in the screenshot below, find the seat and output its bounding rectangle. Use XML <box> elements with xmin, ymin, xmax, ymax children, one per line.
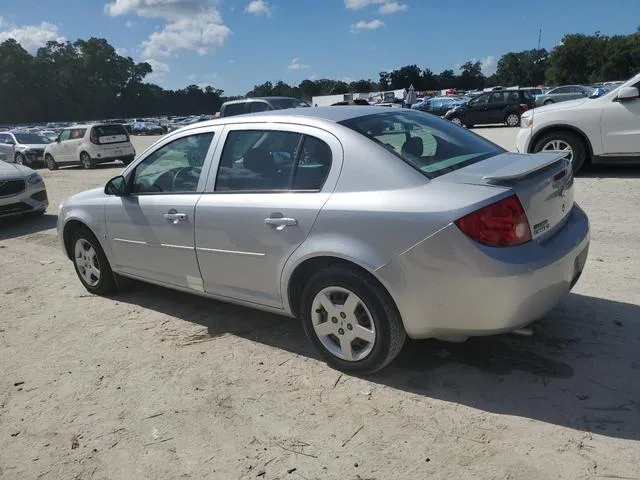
<box><xmin>401</xmin><ymin>136</ymin><xmax>424</xmax><ymax>158</ymax></box>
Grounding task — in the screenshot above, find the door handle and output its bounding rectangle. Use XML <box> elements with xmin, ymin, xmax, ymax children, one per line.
<box><xmin>164</xmin><ymin>212</ymin><xmax>188</xmax><ymax>224</ymax></box>
<box><xmin>265</xmin><ymin>216</ymin><xmax>297</xmax><ymax>230</ymax></box>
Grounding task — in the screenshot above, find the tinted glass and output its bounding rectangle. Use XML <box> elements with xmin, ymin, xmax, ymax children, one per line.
<box><xmin>470</xmin><ymin>94</ymin><xmax>489</xmax><ymax>105</ymax></box>
<box><xmin>340</xmin><ymin>110</ymin><xmax>504</xmax><ymax>179</ymax></box>
<box><xmin>215</xmin><ymin>130</ymin><xmax>302</xmax><ymax>191</ymax></box>
<box><xmin>70</xmin><ymin>129</ymin><xmax>86</xmax><ymax>139</ymax></box>
<box><xmin>59</xmin><ymin>130</ymin><xmax>72</xmax><ymax>141</ymax></box>
<box><xmin>0</xmin><ymin>134</ymin><xmax>9</xmax><ymax>143</ymax></box>
<box><xmin>292</xmin><ymin>136</ymin><xmax>332</xmax><ymax>190</ymax></box>
<box><xmin>223</xmin><ymin>103</ymin><xmax>247</xmax><ymax>117</ymax></box>
<box><xmin>13</xmin><ymin>133</ymin><xmax>50</xmax><ymax>144</ymax></box>
<box><xmin>249</xmin><ymin>102</ymin><xmax>271</xmax><ymax>113</ymax></box>
<box><xmin>131</xmin><ymin>133</ymin><xmax>213</xmax><ymax>194</ymax></box>
<box><xmin>552</xmin><ymin>87</ymin><xmax>569</xmax><ymax>94</ymax></box>
<box><xmin>268</xmin><ymin>98</ymin><xmax>310</xmax><ymax>109</ymax></box>
<box><xmin>93</xmin><ymin>124</ymin><xmax>128</xmax><ymax>136</ymax></box>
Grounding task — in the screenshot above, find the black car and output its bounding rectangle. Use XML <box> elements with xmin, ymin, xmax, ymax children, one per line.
<box><xmin>219</xmin><ymin>97</ymin><xmax>310</xmax><ymax>117</ymax></box>
<box><xmin>444</xmin><ymin>90</ymin><xmax>535</xmax><ymax>128</ymax></box>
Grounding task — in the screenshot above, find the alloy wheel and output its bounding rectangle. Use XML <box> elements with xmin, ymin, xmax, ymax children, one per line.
<box><xmin>506</xmin><ymin>114</ymin><xmax>520</xmax><ymax>127</ymax></box>
<box><xmin>450</xmin><ymin>117</ymin><xmax>462</xmax><ymax>126</ymax></box>
<box><xmin>74</xmin><ymin>238</ymin><xmax>101</xmax><ymax>287</ymax></box>
<box><xmin>310</xmin><ymin>286</ymin><xmax>376</xmax><ymax>361</ymax></box>
<box><xmin>541</xmin><ymin>139</ymin><xmax>573</xmax><ymax>163</ymax></box>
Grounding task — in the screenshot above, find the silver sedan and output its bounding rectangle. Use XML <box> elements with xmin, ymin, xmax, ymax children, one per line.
<box><xmin>0</xmin><ymin>160</ymin><xmax>48</xmax><ymax>218</ymax></box>
<box><xmin>57</xmin><ymin>107</ymin><xmax>590</xmax><ymax>373</ymax></box>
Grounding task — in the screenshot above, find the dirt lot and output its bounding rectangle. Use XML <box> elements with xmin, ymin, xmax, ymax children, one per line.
<box><xmin>1</xmin><ymin>129</ymin><xmax>639</xmax><ymax>480</ymax></box>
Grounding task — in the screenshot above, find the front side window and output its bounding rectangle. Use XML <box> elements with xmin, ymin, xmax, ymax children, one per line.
<box><xmin>58</xmin><ymin>130</ymin><xmax>72</xmax><ymax>142</ymax></box>
<box><xmin>340</xmin><ymin>110</ymin><xmax>504</xmax><ymax>179</ymax></box>
<box><xmin>552</xmin><ymin>87</ymin><xmax>570</xmax><ymax>94</ymax></box>
<box><xmin>131</xmin><ymin>132</ymin><xmax>214</xmax><ymax>194</ymax></box>
<box><xmin>215</xmin><ymin>130</ymin><xmax>302</xmax><ymax>191</ymax></box>
<box><xmin>469</xmin><ymin>94</ymin><xmax>489</xmax><ymax>106</ymax></box>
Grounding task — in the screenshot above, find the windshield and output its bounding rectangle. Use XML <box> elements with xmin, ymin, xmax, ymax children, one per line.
<box><xmin>340</xmin><ymin>110</ymin><xmax>504</xmax><ymax>179</ymax></box>
<box><xmin>14</xmin><ymin>133</ymin><xmax>51</xmax><ymax>144</ymax></box>
<box><xmin>269</xmin><ymin>98</ymin><xmax>310</xmax><ymax>109</ymax></box>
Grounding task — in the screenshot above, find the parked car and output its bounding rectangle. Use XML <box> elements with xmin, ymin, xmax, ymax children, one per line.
<box><xmin>517</xmin><ymin>72</ymin><xmax>640</xmax><ymax>173</ymax></box>
<box><xmin>0</xmin><ymin>131</ymin><xmax>52</xmax><ymax>167</ymax></box>
<box><xmin>44</xmin><ymin>123</ymin><xmax>135</xmax><ymax>170</ymax></box>
<box><xmin>0</xmin><ymin>159</ymin><xmax>48</xmax><ymax>218</ymax></box>
<box><xmin>412</xmin><ymin>96</ymin><xmax>468</xmax><ymax>116</ymax></box>
<box><xmin>535</xmin><ymin>85</ymin><xmax>594</xmax><ymax>106</ymax></box>
<box><xmin>444</xmin><ymin>90</ymin><xmax>535</xmax><ymax>127</ymax></box>
<box><xmin>331</xmin><ymin>99</ymin><xmax>371</xmax><ymax>106</ymax></box>
<box><xmin>58</xmin><ymin>107</ymin><xmax>589</xmax><ymax>373</ymax></box>
<box><xmin>129</xmin><ymin>122</ymin><xmax>165</xmax><ymax>135</ymax></box>
<box><xmin>220</xmin><ymin>97</ymin><xmax>310</xmax><ymax>117</ymax></box>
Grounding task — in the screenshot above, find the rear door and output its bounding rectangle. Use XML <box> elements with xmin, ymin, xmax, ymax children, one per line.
<box><xmin>0</xmin><ymin>134</ymin><xmax>15</xmax><ymax>162</ymax></box>
<box><xmin>67</xmin><ymin>128</ymin><xmax>87</xmax><ymax>163</ymax></box>
<box><xmin>194</xmin><ymin>124</ymin><xmax>342</xmax><ymax>308</ymax></box>
<box><xmin>601</xmin><ymin>80</ymin><xmax>640</xmax><ymax>155</ymax></box>
<box><xmin>485</xmin><ymin>92</ymin><xmax>508</xmax><ymax>123</ymax></box>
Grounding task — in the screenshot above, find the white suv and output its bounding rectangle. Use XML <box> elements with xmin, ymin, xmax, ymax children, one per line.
<box><xmin>517</xmin><ymin>72</ymin><xmax>640</xmax><ymax>172</ymax></box>
<box><xmin>44</xmin><ymin>123</ymin><xmax>136</xmax><ymax>170</ymax></box>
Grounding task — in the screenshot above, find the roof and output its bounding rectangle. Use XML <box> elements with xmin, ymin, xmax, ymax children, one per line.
<box><xmin>243</xmin><ymin>106</ymin><xmax>399</xmax><ymax>122</ymax></box>
<box><xmin>222</xmin><ymin>96</ymin><xmax>301</xmax><ymax>105</ymax></box>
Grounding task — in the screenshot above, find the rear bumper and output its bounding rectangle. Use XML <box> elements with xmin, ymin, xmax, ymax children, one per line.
<box><xmin>376</xmin><ymin>204</ymin><xmax>590</xmax><ymax>340</ymax></box>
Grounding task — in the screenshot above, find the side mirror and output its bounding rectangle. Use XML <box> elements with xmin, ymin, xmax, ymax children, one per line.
<box><xmin>616</xmin><ymin>86</ymin><xmax>639</xmax><ymax>101</ymax></box>
<box><xmin>54</xmin><ymin>137</ymin><xmax>60</xmax><ymax>143</ymax></box>
<box><xmin>105</xmin><ymin>175</ymin><xmax>127</xmax><ymax>196</ymax></box>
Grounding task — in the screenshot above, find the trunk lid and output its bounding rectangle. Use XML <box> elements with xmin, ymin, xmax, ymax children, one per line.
<box><xmin>438</xmin><ymin>152</ymin><xmax>574</xmax><ymax>242</ymax></box>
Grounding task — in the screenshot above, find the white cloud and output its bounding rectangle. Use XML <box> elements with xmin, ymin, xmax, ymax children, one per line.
<box><xmin>378</xmin><ymin>2</ymin><xmax>408</xmax><ymax>14</ymax></box>
<box><xmin>125</xmin><ymin>20</ymin><xmax>135</xmax><ymax>27</ymax></box>
<box><xmin>144</xmin><ymin>58</ymin><xmax>170</xmax><ymax>80</ymax></box>
<box><xmin>0</xmin><ymin>16</ymin><xmax>66</xmax><ymax>53</ymax></box>
<box><xmin>105</xmin><ymin>0</ymin><xmax>231</xmax><ymax>60</ymax></box>
<box><xmin>344</xmin><ymin>0</ymin><xmax>386</xmax><ymax>9</ymax></box>
<box><xmin>480</xmin><ymin>55</ymin><xmax>497</xmax><ymax>76</ymax></box>
<box><xmin>288</xmin><ymin>58</ymin><xmax>309</xmax><ymax>70</ymax></box>
<box><xmin>116</xmin><ymin>47</ymin><xmax>128</xmax><ymax>55</ymax></box>
<box><xmin>245</xmin><ymin>0</ymin><xmax>272</xmax><ymax>15</ymax></box>
<box><xmin>350</xmin><ymin>19</ymin><xmax>384</xmax><ymax>32</ymax></box>
<box><xmin>308</xmin><ymin>75</ymin><xmax>319</xmax><ymax>81</ymax></box>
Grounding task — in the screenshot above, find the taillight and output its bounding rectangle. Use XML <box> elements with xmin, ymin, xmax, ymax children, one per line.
<box><xmin>519</xmin><ymin>103</ymin><xmax>529</xmax><ymax>112</ymax></box>
<box><xmin>455</xmin><ymin>195</ymin><xmax>531</xmax><ymax>247</ymax></box>
<box><xmin>90</xmin><ymin>131</ymin><xmax>100</xmax><ymax>145</ymax></box>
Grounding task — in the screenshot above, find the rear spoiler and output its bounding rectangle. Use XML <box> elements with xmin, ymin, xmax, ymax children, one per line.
<box><xmin>482</xmin><ymin>152</ymin><xmax>568</xmax><ymax>184</ymax></box>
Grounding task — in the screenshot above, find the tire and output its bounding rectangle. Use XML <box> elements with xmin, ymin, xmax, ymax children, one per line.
<box><xmin>533</xmin><ymin>131</ymin><xmax>587</xmax><ymax>173</ymax></box>
<box><xmin>121</xmin><ymin>155</ymin><xmax>135</xmax><ymax>166</ymax></box>
<box><xmin>543</xmin><ymin>99</ymin><xmax>554</xmax><ymax>106</ymax></box>
<box><xmin>464</xmin><ymin>123</ymin><xmax>475</xmax><ymax>129</ymax></box>
<box><xmin>80</xmin><ymin>152</ymin><xmax>95</xmax><ymax>169</ymax></box>
<box><xmin>71</xmin><ymin>227</ymin><xmax>117</xmax><ymax>295</ymax></box>
<box><xmin>505</xmin><ymin>112</ymin><xmax>521</xmax><ymax>127</ymax></box>
<box><xmin>45</xmin><ymin>154</ymin><xmax>58</xmax><ymax>171</ymax></box>
<box><xmin>300</xmin><ymin>266</ymin><xmax>406</xmax><ymax>374</ymax></box>
<box><xmin>15</xmin><ymin>152</ymin><xmax>29</xmax><ymax>166</ymax></box>
<box><xmin>449</xmin><ymin>117</ymin><xmax>463</xmax><ymax>126</ymax></box>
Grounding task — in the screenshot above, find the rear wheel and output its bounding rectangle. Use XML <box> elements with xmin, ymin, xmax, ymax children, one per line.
<box><xmin>449</xmin><ymin>117</ymin><xmax>463</xmax><ymax>126</ymax></box>
<box><xmin>121</xmin><ymin>155</ymin><xmax>135</xmax><ymax>166</ymax></box>
<box><xmin>543</xmin><ymin>99</ymin><xmax>554</xmax><ymax>106</ymax></box>
<box><xmin>71</xmin><ymin>227</ymin><xmax>117</xmax><ymax>295</ymax></box>
<box><xmin>80</xmin><ymin>152</ymin><xmax>94</xmax><ymax>169</ymax></box>
<box><xmin>534</xmin><ymin>131</ymin><xmax>586</xmax><ymax>173</ymax></box>
<box><xmin>300</xmin><ymin>266</ymin><xmax>406</xmax><ymax>374</ymax></box>
<box><xmin>45</xmin><ymin>154</ymin><xmax>58</xmax><ymax>171</ymax></box>
<box><xmin>505</xmin><ymin>112</ymin><xmax>521</xmax><ymax>127</ymax></box>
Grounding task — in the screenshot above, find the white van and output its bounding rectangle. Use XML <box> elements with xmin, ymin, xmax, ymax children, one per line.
<box><xmin>44</xmin><ymin>123</ymin><xmax>136</xmax><ymax>170</ymax></box>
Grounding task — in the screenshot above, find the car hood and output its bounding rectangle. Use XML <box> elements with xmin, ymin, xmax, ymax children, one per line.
<box><xmin>17</xmin><ymin>143</ymin><xmax>49</xmax><ymax>150</ymax></box>
<box><xmin>66</xmin><ymin>187</ymin><xmax>105</xmax><ymax>204</ymax></box>
<box><xmin>0</xmin><ymin>160</ymin><xmax>33</xmax><ymax>179</ymax></box>
<box><xmin>533</xmin><ymin>98</ymin><xmax>589</xmax><ymax>112</ymax></box>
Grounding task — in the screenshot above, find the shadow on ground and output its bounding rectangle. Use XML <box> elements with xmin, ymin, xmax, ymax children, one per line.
<box><xmin>581</xmin><ymin>164</ymin><xmax>640</xmax><ymax>179</ymax></box>
<box><xmin>115</xmin><ymin>283</ymin><xmax>640</xmax><ymax>441</ymax></box>
<box><xmin>0</xmin><ymin>213</ymin><xmax>58</xmax><ymax>241</ymax></box>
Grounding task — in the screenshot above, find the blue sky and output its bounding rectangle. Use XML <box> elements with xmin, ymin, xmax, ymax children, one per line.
<box><xmin>0</xmin><ymin>0</ymin><xmax>638</xmax><ymax>95</ymax></box>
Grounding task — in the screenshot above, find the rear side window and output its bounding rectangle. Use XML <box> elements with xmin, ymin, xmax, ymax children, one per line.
<box><xmin>70</xmin><ymin>129</ymin><xmax>86</xmax><ymax>139</ymax></box>
<box><xmin>340</xmin><ymin>110</ymin><xmax>504</xmax><ymax>179</ymax></box>
<box><xmin>249</xmin><ymin>102</ymin><xmax>271</xmax><ymax>113</ymax></box>
<box><xmin>215</xmin><ymin>130</ymin><xmax>332</xmax><ymax>192</ymax></box>
<box><xmin>222</xmin><ymin>103</ymin><xmax>247</xmax><ymax>117</ymax></box>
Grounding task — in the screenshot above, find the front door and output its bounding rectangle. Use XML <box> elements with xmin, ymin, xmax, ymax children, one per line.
<box><xmin>601</xmin><ymin>83</ymin><xmax>640</xmax><ymax>155</ymax></box>
<box><xmin>104</xmin><ymin>129</ymin><xmax>218</xmax><ymax>289</ymax></box>
<box><xmin>195</xmin><ymin>125</ymin><xmax>341</xmax><ymax>308</ymax></box>
<box><xmin>464</xmin><ymin>94</ymin><xmax>490</xmax><ymax>125</ymax></box>
<box><xmin>54</xmin><ymin>130</ymin><xmax>72</xmax><ymax>163</ymax></box>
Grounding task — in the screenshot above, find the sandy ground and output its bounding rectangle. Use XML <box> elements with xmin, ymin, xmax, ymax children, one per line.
<box><xmin>1</xmin><ymin>129</ymin><xmax>639</xmax><ymax>480</ymax></box>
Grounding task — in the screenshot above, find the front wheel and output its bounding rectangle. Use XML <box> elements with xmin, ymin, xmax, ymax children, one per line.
<box><xmin>300</xmin><ymin>266</ymin><xmax>406</xmax><ymax>374</ymax></box>
<box><xmin>71</xmin><ymin>228</ymin><xmax>117</xmax><ymax>295</ymax></box>
<box><xmin>533</xmin><ymin>131</ymin><xmax>586</xmax><ymax>173</ymax></box>
<box><xmin>505</xmin><ymin>112</ymin><xmax>521</xmax><ymax>127</ymax></box>
<box><xmin>543</xmin><ymin>99</ymin><xmax>554</xmax><ymax>106</ymax></box>
<box><xmin>45</xmin><ymin>154</ymin><xmax>58</xmax><ymax>171</ymax></box>
<box><xmin>449</xmin><ymin>117</ymin><xmax>463</xmax><ymax>126</ymax></box>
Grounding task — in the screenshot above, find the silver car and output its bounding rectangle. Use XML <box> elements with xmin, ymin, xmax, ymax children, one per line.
<box><xmin>0</xmin><ymin>160</ymin><xmax>48</xmax><ymax>218</ymax></box>
<box><xmin>535</xmin><ymin>85</ymin><xmax>594</xmax><ymax>106</ymax></box>
<box><xmin>57</xmin><ymin>108</ymin><xmax>590</xmax><ymax>373</ymax></box>
<box><xmin>0</xmin><ymin>131</ymin><xmax>52</xmax><ymax>167</ymax></box>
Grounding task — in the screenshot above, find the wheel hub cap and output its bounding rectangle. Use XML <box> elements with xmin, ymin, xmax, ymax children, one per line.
<box><xmin>311</xmin><ymin>287</ymin><xmax>376</xmax><ymax>362</ymax></box>
<box><xmin>542</xmin><ymin>140</ymin><xmax>573</xmax><ymax>162</ymax></box>
<box><xmin>74</xmin><ymin>239</ymin><xmax>100</xmax><ymax>287</ymax></box>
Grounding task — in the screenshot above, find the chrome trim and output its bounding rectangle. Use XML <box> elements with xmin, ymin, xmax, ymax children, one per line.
<box><xmin>196</xmin><ymin>247</ymin><xmax>265</xmax><ymax>257</ymax></box>
<box><xmin>160</xmin><ymin>243</ymin><xmax>193</xmax><ymax>250</ymax></box>
<box><xmin>113</xmin><ymin>237</ymin><xmax>147</xmax><ymax>245</ymax></box>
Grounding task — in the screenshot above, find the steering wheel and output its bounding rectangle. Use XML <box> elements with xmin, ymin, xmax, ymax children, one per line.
<box><xmin>171</xmin><ymin>167</ymin><xmax>199</xmax><ymax>192</ymax></box>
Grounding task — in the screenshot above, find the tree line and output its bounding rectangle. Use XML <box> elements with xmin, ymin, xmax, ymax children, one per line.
<box><xmin>0</xmin><ymin>28</ymin><xmax>638</xmax><ymax>124</ymax></box>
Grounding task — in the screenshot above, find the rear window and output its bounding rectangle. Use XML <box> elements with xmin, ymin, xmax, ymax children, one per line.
<box><xmin>222</xmin><ymin>103</ymin><xmax>247</xmax><ymax>117</ymax></box>
<box><xmin>269</xmin><ymin>98</ymin><xmax>310</xmax><ymax>109</ymax></box>
<box><xmin>93</xmin><ymin>124</ymin><xmax>128</xmax><ymax>136</ymax></box>
<box><xmin>340</xmin><ymin>110</ymin><xmax>504</xmax><ymax>179</ymax></box>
